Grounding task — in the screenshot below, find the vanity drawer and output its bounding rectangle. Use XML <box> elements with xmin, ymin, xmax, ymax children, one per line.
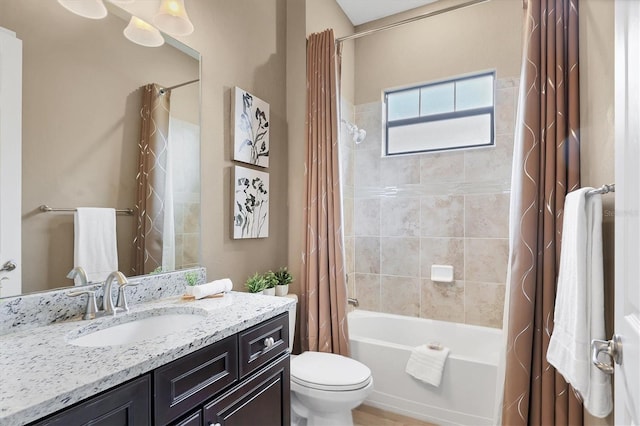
<box><xmin>239</xmin><ymin>312</ymin><xmax>289</xmax><ymax>379</ymax></box>
<box><xmin>154</xmin><ymin>335</ymin><xmax>238</xmax><ymax>425</ymax></box>
<box><xmin>32</xmin><ymin>375</ymin><xmax>151</xmax><ymax>426</ymax></box>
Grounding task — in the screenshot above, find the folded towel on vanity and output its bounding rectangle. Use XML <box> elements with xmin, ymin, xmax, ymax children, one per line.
<box><xmin>546</xmin><ymin>188</ymin><xmax>612</xmax><ymax>418</ymax></box>
<box><xmin>405</xmin><ymin>343</ymin><xmax>450</xmax><ymax>387</ymax></box>
<box><xmin>191</xmin><ymin>278</ymin><xmax>233</xmax><ymax>299</ymax></box>
<box><xmin>74</xmin><ymin>208</ymin><xmax>118</xmax><ymax>283</ymax></box>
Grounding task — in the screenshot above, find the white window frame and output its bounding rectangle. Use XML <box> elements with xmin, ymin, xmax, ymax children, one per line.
<box><xmin>383</xmin><ymin>71</ymin><xmax>496</xmax><ymax>156</ymax></box>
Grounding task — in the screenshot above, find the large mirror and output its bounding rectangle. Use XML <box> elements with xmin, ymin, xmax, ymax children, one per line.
<box><xmin>0</xmin><ymin>0</ymin><xmax>201</xmax><ymax>295</ymax></box>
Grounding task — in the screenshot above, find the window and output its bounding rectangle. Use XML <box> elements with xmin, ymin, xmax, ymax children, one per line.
<box><xmin>384</xmin><ymin>71</ymin><xmax>495</xmax><ymax>156</ymax></box>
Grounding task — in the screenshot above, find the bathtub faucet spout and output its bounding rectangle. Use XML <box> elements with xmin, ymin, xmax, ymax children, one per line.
<box><xmin>347</xmin><ymin>298</ymin><xmax>359</xmax><ymax>307</ymax></box>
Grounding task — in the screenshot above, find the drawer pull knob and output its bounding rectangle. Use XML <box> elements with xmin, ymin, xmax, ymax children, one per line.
<box><xmin>263</xmin><ymin>337</ymin><xmax>275</xmax><ymax>349</ymax></box>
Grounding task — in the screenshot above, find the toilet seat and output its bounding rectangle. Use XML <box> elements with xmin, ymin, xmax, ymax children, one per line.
<box><xmin>291</xmin><ymin>351</ymin><xmax>372</xmax><ymax>391</ymax></box>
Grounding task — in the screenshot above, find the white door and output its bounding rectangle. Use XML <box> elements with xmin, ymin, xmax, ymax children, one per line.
<box><xmin>0</xmin><ymin>27</ymin><xmax>22</xmax><ymax>297</ymax></box>
<box><xmin>613</xmin><ymin>0</ymin><xmax>640</xmax><ymax>424</ymax></box>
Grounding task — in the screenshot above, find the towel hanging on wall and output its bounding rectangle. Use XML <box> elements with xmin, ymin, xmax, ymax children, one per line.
<box><xmin>546</xmin><ymin>188</ymin><xmax>612</xmax><ymax>417</ymax></box>
<box><xmin>74</xmin><ymin>207</ymin><xmax>118</xmax><ymax>283</ymax></box>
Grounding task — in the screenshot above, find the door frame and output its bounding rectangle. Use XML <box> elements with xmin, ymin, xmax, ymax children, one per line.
<box><xmin>0</xmin><ymin>27</ymin><xmax>22</xmax><ymax>297</ymax></box>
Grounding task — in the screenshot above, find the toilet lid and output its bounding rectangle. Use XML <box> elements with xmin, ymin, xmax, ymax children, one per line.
<box><xmin>291</xmin><ymin>351</ymin><xmax>372</xmax><ymax>391</ymax></box>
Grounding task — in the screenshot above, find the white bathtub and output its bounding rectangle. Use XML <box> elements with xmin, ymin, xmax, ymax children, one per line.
<box><xmin>348</xmin><ymin>310</ymin><xmax>502</xmax><ymax>425</ymax></box>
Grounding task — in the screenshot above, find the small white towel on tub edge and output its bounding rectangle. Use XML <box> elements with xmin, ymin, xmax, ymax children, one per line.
<box><xmin>405</xmin><ymin>344</ymin><xmax>450</xmax><ymax>387</ymax></box>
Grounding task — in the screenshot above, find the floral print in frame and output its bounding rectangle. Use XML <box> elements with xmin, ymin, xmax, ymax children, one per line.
<box><xmin>232</xmin><ymin>87</ymin><xmax>269</xmax><ymax>168</ymax></box>
<box><xmin>233</xmin><ymin>166</ymin><xmax>269</xmax><ymax>239</ymax></box>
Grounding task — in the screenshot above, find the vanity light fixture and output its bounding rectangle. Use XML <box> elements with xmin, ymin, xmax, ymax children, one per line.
<box><xmin>57</xmin><ymin>0</ymin><xmax>108</xmax><ymax>20</ymax></box>
<box><xmin>124</xmin><ymin>16</ymin><xmax>165</xmax><ymax>47</ymax></box>
<box><xmin>154</xmin><ymin>0</ymin><xmax>194</xmax><ymax>36</ymax></box>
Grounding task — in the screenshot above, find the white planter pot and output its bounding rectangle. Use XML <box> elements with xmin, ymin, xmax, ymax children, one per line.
<box><xmin>185</xmin><ymin>286</ymin><xmax>196</xmax><ymax>296</ymax></box>
<box><xmin>263</xmin><ymin>287</ymin><xmax>276</xmax><ymax>296</ymax></box>
<box><xmin>275</xmin><ymin>284</ymin><xmax>289</xmax><ymax>296</ymax></box>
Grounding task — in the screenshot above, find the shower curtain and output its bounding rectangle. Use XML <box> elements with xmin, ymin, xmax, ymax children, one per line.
<box><xmin>501</xmin><ymin>0</ymin><xmax>583</xmax><ymax>424</ymax></box>
<box><xmin>301</xmin><ymin>29</ymin><xmax>350</xmax><ymax>356</ymax></box>
<box><xmin>132</xmin><ymin>83</ymin><xmax>175</xmax><ymax>275</ymax></box>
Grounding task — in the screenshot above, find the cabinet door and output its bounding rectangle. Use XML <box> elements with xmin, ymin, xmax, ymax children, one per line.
<box><xmin>203</xmin><ymin>354</ymin><xmax>290</xmax><ymax>426</ymax></box>
<box><xmin>154</xmin><ymin>335</ymin><xmax>238</xmax><ymax>425</ymax></box>
<box><xmin>33</xmin><ymin>375</ymin><xmax>151</xmax><ymax>426</ymax></box>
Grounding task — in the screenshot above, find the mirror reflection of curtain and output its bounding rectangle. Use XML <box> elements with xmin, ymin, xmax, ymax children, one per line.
<box><xmin>132</xmin><ymin>83</ymin><xmax>175</xmax><ymax>275</ymax></box>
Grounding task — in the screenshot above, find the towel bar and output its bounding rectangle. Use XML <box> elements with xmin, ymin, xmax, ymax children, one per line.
<box><xmin>39</xmin><ymin>205</ymin><xmax>134</xmax><ymax>215</ymax></box>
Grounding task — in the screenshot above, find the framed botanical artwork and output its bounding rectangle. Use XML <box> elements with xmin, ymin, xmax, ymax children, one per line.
<box><xmin>233</xmin><ymin>166</ymin><xmax>269</xmax><ymax>239</ymax></box>
<box><xmin>232</xmin><ymin>87</ymin><xmax>269</xmax><ymax>168</ymax></box>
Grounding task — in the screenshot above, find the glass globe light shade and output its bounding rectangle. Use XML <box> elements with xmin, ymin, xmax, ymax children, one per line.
<box><xmin>124</xmin><ymin>16</ymin><xmax>165</xmax><ymax>48</ymax></box>
<box><xmin>154</xmin><ymin>0</ymin><xmax>194</xmax><ymax>36</ymax></box>
<box><xmin>57</xmin><ymin>0</ymin><xmax>108</xmax><ymax>19</ymax></box>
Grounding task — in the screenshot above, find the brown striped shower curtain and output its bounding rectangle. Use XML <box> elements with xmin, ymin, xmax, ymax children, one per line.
<box><xmin>132</xmin><ymin>83</ymin><xmax>171</xmax><ymax>275</ymax></box>
<box><xmin>300</xmin><ymin>29</ymin><xmax>350</xmax><ymax>356</ymax></box>
<box><xmin>502</xmin><ymin>0</ymin><xmax>582</xmax><ymax>424</ymax></box>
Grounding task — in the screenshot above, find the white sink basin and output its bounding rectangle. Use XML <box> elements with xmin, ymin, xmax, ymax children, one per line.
<box><xmin>68</xmin><ymin>310</ymin><xmax>206</xmax><ymax>347</ymax></box>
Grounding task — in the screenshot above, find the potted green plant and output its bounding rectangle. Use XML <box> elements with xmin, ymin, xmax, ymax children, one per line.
<box><xmin>184</xmin><ymin>271</ymin><xmax>199</xmax><ymax>296</ymax></box>
<box><xmin>245</xmin><ymin>272</ymin><xmax>267</xmax><ymax>294</ymax></box>
<box><xmin>262</xmin><ymin>271</ymin><xmax>278</xmax><ymax>296</ymax></box>
<box><xmin>274</xmin><ymin>267</ymin><xmax>293</xmax><ymax>296</ymax></box>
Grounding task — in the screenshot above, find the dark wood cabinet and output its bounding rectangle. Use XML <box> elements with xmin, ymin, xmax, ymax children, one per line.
<box><xmin>32</xmin><ymin>312</ymin><xmax>290</xmax><ymax>426</ymax></box>
<box><xmin>32</xmin><ymin>375</ymin><xmax>151</xmax><ymax>426</ymax></box>
<box><xmin>238</xmin><ymin>313</ymin><xmax>289</xmax><ymax>379</ymax></box>
<box><xmin>203</xmin><ymin>354</ymin><xmax>290</xmax><ymax>426</ymax></box>
<box><xmin>155</xmin><ymin>335</ymin><xmax>238</xmax><ymax>425</ymax></box>
<box><xmin>171</xmin><ymin>409</ymin><xmax>203</xmax><ymax>426</ymax></box>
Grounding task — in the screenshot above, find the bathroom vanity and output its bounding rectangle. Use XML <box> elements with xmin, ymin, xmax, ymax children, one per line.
<box><xmin>0</xmin><ymin>273</ymin><xmax>295</xmax><ymax>426</ymax></box>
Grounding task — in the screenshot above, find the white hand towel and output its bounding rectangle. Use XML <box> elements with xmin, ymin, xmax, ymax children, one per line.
<box><xmin>547</xmin><ymin>188</ymin><xmax>612</xmax><ymax>417</ymax></box>
<box><xmin>405</xmin><ymin>344</ymin><xmax>450</xmax><ymax>387</ymax></box>
<box><xmin>192</xmin><ymin>278</ymin><xmax>233</xmax><ymax>300</ymax></box>
<box><xmin>74</xmin><ymin>208</ymin><xmax>118</xmax><ymax>283</ymax></box>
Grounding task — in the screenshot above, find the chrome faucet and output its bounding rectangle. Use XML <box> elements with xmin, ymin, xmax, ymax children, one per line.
<box><xmin>67</xmin><ymin>266</ymin><xmax>89</xmax><ymax>286</ymax></box>
<box><xmin>68</xmin><ymin>271</ymin><xmax>135</xmax><ymax>320</ymax></box>
<box><xmin>347</xmin><ymin>298</ymin><xmax>359</xmax><ymax>307</ymax></box>
<box><xmin>102</xmin><ymin>271</ymin><xmax>129</xmax><ymax>316</ymax></box>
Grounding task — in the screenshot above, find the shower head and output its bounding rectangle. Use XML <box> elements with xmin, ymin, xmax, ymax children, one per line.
<box><xmin>341</xmin><ymin>119</ymin><xmax>367</xmax><ymax>144</ymax></box>
<box><xmin>352</xmin><ymin>128</ymin><xmax>366</xmax><ymax>144</ymax></box>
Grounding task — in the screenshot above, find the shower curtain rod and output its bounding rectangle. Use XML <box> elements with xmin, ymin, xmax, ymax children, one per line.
<box><xmin>159</xmin><ymin>79</ymin><xmax>200</xmax><ymax>94</ymax></box>
<box><xmin>335</xmin><ymin>0</ymin><xmax>490</xmax><ymax>44</ymax></box>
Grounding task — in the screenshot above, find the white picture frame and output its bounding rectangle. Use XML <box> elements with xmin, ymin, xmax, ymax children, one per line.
<box><xmin>232</xmin><ymin>87</ymin><xmax>269</xmax><ymax>168</ymax></box>
<box><xmin>233</xmin><ymin>166</ymin><xmax>269</xmax><ymax>239</ymax></box>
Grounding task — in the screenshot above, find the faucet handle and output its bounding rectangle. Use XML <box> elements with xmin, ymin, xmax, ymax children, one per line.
<box><xmin>68</xmin><ymin>288</ymin><xmax>99</xmax><ymax>320</ymax></box>
<box><xmin>115</xmin><ymin>281</ymin><xmax>137</xmax><ymax>313</ymax></box>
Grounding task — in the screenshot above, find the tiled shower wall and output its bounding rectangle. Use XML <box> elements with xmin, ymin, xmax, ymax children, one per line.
<box><xmin>171</xmin><ymin>118</ymin><xmax>201</xmax><ymax>270</ymax></box>
<box><xmin>342</xmin><ymin>77</ymin><xmax>519</xmax><ymax>329</ymax></box>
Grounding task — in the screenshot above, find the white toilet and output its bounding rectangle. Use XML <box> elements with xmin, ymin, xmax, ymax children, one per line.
<box><xmin>286</xmin><ymin>296</ymin><xmax>374</xmax><ymax>426</ymax></box>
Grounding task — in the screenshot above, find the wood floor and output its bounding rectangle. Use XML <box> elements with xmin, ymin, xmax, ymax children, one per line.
<box><xmin>352</xmin><ymin>405</ymin><xmax>437</xmax><ymax>426</ymax></box>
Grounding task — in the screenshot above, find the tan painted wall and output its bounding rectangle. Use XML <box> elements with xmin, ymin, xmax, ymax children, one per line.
<box><xmin>579</xmin><ymin>0</ymin><xmax>615</xmax><ymax>424</ymax></box>
<box><xmin>353</xmin><ymin>0</ymin><xmax>523</xmax><ymax>104</ymax></box>
<box><xmin>2</xmin><ymin>0</ymin><xmax>289</xmax><ymax>293</ymax></box>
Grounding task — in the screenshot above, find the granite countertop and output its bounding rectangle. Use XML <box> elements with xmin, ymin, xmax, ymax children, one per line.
<box><xmin>0</xmin><ymin>291</ymin><xmax>295</xmax><ymax>425</ymax></box>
